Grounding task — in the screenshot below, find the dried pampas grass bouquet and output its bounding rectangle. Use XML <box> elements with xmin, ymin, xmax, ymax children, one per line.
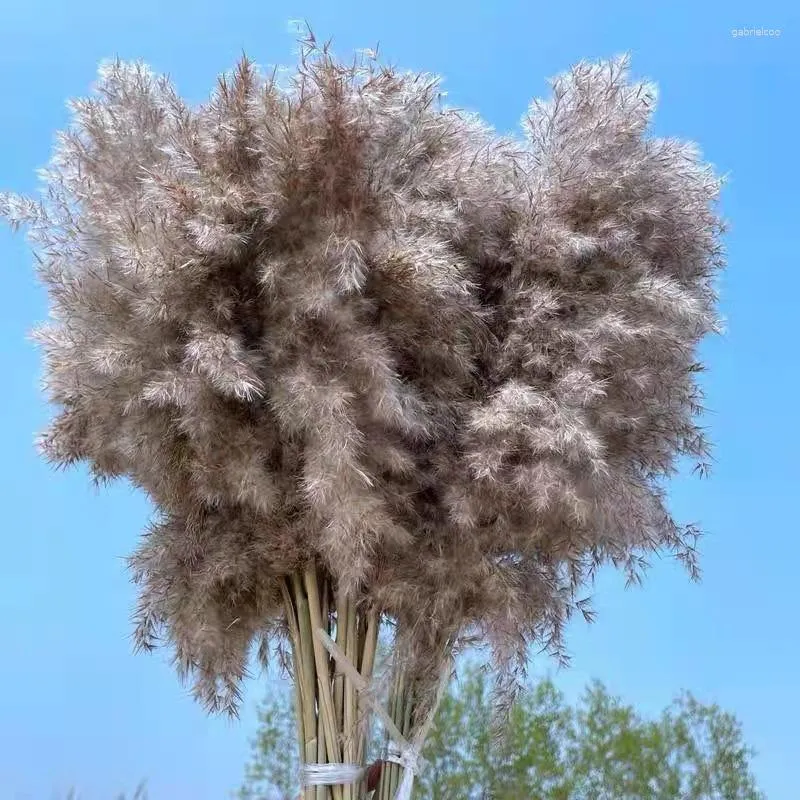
<box><xmin>2</xmin><ymin>31</ymin><xmax>724</xmax><ymax>799</ymax></box>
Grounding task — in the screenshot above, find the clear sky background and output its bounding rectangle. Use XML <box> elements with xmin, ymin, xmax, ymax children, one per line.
<box><xmin>1</xmin><ymin>1</ymin><xmax>798</xmax><ymax>798</ymax></box>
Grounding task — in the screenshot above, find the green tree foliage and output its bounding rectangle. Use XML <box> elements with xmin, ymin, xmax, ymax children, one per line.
<box><xmin>238</xmin><ymin>686</ymin><xmax>299</xmax><ymax>800</ymax></box>
<box><xmin>239</xmin><ymin>667</ymin><xmax>764</xmax><ymax>800</ymax></box>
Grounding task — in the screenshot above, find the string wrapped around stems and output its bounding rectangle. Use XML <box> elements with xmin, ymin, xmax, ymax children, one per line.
<box><xmin>313</xmin><ymin>629</ymin><xmax>452</xmax><ymax>800</ymax></box>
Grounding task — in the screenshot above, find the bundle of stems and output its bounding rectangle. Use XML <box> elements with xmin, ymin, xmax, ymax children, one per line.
<box><xmin>1</xmin><ymin>30</ymin><xmax>725</xmax><ymax>800</ymax></box>
<box><xmin>282</xmin><ymin>562</ymin><xmax>379</xmax><ymax>800</ymax></box>
<box><xmin>375</xmin><ymin>669</ymin><xmax>416</xmax><ymax>799</ymax></box>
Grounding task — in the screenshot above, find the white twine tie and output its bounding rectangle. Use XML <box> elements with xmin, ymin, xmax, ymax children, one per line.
<box><xmin>301</xmin><ymin>762</ymin><xmax>365</xmax><ymax>786</ymax></box>
<box><xmin>305</xmin><ymin>627</ymin><xmax>451</xmax><ymax>800</ymax></box>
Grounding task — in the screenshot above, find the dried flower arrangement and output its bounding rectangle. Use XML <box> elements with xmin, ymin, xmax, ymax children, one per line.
<box><xmin>2</xmin><ymin>32</ymin><xmax>724</xmax><ymax>799</ymax></box>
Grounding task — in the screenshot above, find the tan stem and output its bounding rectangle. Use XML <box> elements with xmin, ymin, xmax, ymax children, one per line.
<box><xmin>284</xmin><ymin>576</ymin><xmax>317</xmax><ymax>800</ymax></box>
<box><xmin>285</xmin><ymin>567</ymin><xmax>380</xmax><ymax>800</ymax></box>
<box><xmin>356</xmin><ymin>610</ymin><xmax>378</xmax><ymax>768</ymax></box>
<box><xmin>334</xmin><ymin>592</ymin><xmax>348</xmax><ymax>736</ymax></box>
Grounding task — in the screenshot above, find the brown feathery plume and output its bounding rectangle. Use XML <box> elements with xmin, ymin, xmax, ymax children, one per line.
<box><xmin>2</xmin><ymin>32</ymin><xmax>724</xmax><ymax>798</ymax></box>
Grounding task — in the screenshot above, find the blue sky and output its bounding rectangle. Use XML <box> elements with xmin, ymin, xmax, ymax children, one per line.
<box><xmin>1</xmin><ymin>0</ymin><xmax>798</xmax><ymax>797</ymax></box>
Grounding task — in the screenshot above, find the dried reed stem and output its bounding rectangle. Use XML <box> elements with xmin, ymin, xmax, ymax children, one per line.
<box><xmin>284</xmin><ymin>565</ymin><xmax>378</xmax><ymax>800</ymax></box>
<box><xmin>377</xmin><ymin>663</ymin><xmax>408</xmax><ymax>800</ymax></box>
<box><xmin>356</xmin><ymin>610</ymin><xmax>379</xmax><ymax>768</ymax></box>
<box><xmin>286</xmin><ymin>574</ymin><xmax>320</xmax><ymax>800</ymax></box>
